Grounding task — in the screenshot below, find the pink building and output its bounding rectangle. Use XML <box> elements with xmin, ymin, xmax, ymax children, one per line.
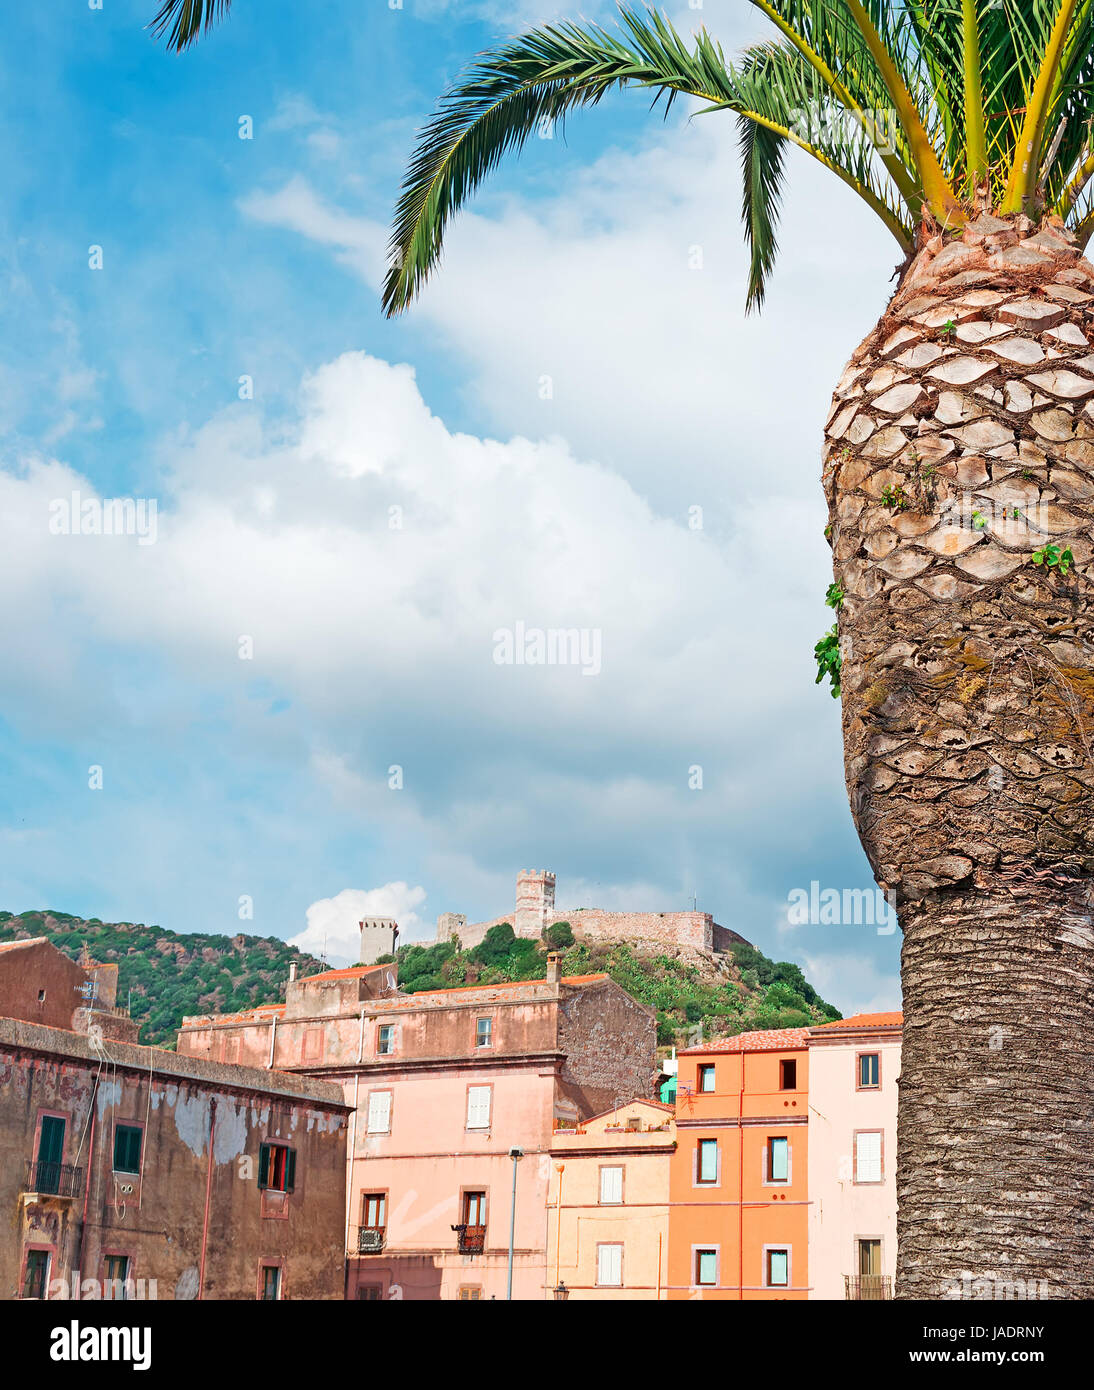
<box><xmin>176</xmin><ymin>953</ymin><xmax>657</xmax><ymax>1300</ymax></box>
<box><xmin>807</xmin><ymin>1012</ymin><xmax>902</xmax><ymax>1300</ymax></box>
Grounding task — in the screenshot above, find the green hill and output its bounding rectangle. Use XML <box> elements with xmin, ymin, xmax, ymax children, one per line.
<box><xmin>0</xmin><ymin>910</ymin><xmax>328</xmax><ymax>1048</ymax></box>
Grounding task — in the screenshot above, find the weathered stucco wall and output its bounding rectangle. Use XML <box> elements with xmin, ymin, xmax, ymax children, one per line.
<box><xmin>0</xmin><ymin>1019</ymin><xmax>349</xmax><ymax>1301</ymax></box>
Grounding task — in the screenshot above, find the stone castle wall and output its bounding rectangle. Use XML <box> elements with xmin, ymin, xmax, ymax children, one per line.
<box><xmin>434</xmin><ymin>886</ymin><xmax>750</xmax><ymax>956</ymax></box>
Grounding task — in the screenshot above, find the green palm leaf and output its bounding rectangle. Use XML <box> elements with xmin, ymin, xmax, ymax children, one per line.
<box><xmin>384</xmin><ymin>7</ymin><xmax>917</xmax><ymax>315</ymax></box>
<box><xmin>149</xmin><ymin>0</ymin><xmax>233</xmax><ymax>52</ymax></box>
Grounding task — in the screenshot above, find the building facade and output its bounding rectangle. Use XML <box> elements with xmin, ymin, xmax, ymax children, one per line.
<box><xmin>807</xmin><ymin>1012</ymin><xmax>901</xmax><ymax>1300</ymax></box>
<box><xmin>0</xmin><ymin>1017</ymin><xmax>350</xmax><ymax>1301</ymax></box>
<box><xmin>668</xmin><ymin>1028</ymin><xmax>811</xmax><ymax>1299</ymax></box>
<box><xmin>177</xmin><ymin>952</ymin><xmax>658</xmax><ymax>1300</ymax></box>
<box><xmin>547</xmin><ymin>1098</ymin><xmax>674</xmax><ymax>1300</ymax></box>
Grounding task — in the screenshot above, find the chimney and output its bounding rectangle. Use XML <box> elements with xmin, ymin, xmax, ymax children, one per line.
<box><xmin>288</xmin><ymin>962</ymin><xmax>298</xmax><ymax>983</ymax></box>
<box><xmin>546</xmin><ymin>952</ymin><xmax>563</xmax><ymax>987</ymax></box>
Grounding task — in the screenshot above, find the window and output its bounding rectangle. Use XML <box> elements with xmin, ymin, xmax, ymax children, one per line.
<box><xmin>766</xmin><ymin>1248</ymin><xmax>790</xmax><ymax>1287</ymax></box>
<box><xmin>698</xmin><ymin>1064</ymin><xmax>715</xmax><ymax>1093</ymax></box>
<box><xmin>22</xmin><ymin>1250</ymin><xmax>49</xmax><ymax>1300</ymax></box>
<box><xmin>854</xmin><ymin>1131</ymin><xmax>883</xmax><ymax>1184</ymax></box>
<box><xmin>858</xmin><ymin>1052</ymin><xmax>880</xmax><ymax>1089</ymax></box>
<box><xmin>858</xmin><ymin>1239</ymin><xmax>882</xmax><ymax>1277</ymax></box>
<box><xmin>466</xmin><ymin>1085</ymin><xmax>492</xmax><ymax>1130</ymax></box>
<box><xmin>596</xmin><ymin>1243</ymin><xmax>623</xmax><ymax>1287</ymax></box>
<box><xmin>35</xmin><ymin>1114</ymin><xmax>66</xmax><ymax>1192</ymax></box>
<box><xmin>458</xmin><ymin>1286</ymin><xmax>482</xmax><ymax>1301</ymax></box>
<box><xmin>258</xmin><ymin>1143</ymin><xmax>296</xmax><ymax>1193</ymax></box>
<box><xmin>103</xmin><ymin>1255</ymin><xmax>130</xmax><ymax>1300</ymax></box>
<box><xmin>259</xmin><ymin>1265</ymin><xmax>281</xmax><ymax>1301</ymax></box>
<box><xmin>695</xmin><ymin>1249</ymin><xmax>717</xmax><ymax>1287</ymax></box>
<box><xmin>779</xmin><ymin>1059</ymin><xmax>797</xmax><ymax>1090</ymax></box>
<box><xmin>697</xmin><ymin>1138</ymin><xmax>718</xmax><ymax>1184</ymax></box>
<box><xmin>366</xmin><ymin>1091</ymin><xmax>392</xmax><ymax>1134</ymax></box>
<box><xmin>768</xmin><ymin>1136</ymin><xmax>789</xmax><ymax>1183</ymax></box>
<box><xmin>463</xmin><ymin>1191</ymin><xmax>486</xmax><ymax>1227</ymax></box>
<box><xmin>362</xmin><ymin>1193</ymin><xmax>386</xmax><ymax>1230</ymax></box>
<box><xmin>113</xmin><ymin>1125</ymin><xmax>142</xmax><ymax>1174</ymax></box>
<box><xmin>377</xmin><ymin>1024</ymin><xmax>395</xmax><ymax>1056</ymax></box>
<box><xmin>599</xmin><ymin>1165</ymin><xmax>623</xmax><ymax>1205</ymax></box>
<box><xmin>475</xmin><ymin>1017</ymin><xmax>492</xmax><ymax>1048</ymax></box>
<box><xmin>38</xmin><ymin>989</ymin><xmax>45</xmax><ymax>1002</ymax></box>
<box><xmin>357</xmin><ymin>1285</ymin><xmax>383</xmax><ymax>1301</ymax></box>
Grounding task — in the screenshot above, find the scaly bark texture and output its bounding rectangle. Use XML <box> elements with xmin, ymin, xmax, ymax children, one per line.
<box><xmin>823</xmin><ymin>213</ymin><xmax>1094</xmax><ymax>1298</ymax></box>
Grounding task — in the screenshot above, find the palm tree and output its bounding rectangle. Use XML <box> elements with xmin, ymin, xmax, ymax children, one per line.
<box><xmin>158</xmin><ymin>0</ymin><xmax>1094</xmax><ymax>1295</ymax></box>
<box><xmin>377</xmin><ymin>4</ymin><xmax>1094</xmax><ymax>1298</ymax></box>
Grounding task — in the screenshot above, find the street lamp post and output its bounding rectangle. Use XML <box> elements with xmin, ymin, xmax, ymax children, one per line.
<box><xmin>506</xmin><ymin>1147</ymin><xmax>523</xmax><ymax>1300</ymax></box>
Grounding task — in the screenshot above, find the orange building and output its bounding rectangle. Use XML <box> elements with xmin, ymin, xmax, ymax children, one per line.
<box><xmin>667</xmin><ymin>1028</ymin><xmax>810</xmax><ymax>1299</ymax></box>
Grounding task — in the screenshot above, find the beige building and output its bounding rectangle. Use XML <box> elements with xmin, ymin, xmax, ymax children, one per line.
<box><xmin>807</xmin><ymin>1012</ymin><xmax>902</xmax><ymax>1299</ymax></box>
<box><xmin>547</xmin><ymin>1098</ymin><xmax>674</xmax><ymax>1300</ymax></box>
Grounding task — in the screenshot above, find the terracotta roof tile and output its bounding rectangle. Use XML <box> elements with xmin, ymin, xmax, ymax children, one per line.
<box><xmin>810</xmin><ymin>1011</ymin><xmax>903</xmax><ymax>1032</ymax></box>
<box><xmin>0</xmin><ymin>937</ymin><xmax>49</xmax><ymax>952</ymax></box>
<box><xmin>679</xmin><ymin>1026</ymin><xmax>811</xmax><ymax>1055</ymax></box>
<box><xmin>398</xmin><ymin>973</ymin><xmax>609</xmax><ymax>1000</ymax></box>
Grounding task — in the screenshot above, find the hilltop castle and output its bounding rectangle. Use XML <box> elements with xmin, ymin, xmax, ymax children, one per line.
<box><xmin>358</xmin><ymin>869</ymin><xmax>750</xmax><ymax>965</ymax></box>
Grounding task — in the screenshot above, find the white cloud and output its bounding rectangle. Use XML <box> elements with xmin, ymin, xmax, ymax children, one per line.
<box><xmin>290</xmin><ymin>882</ymin><xmax>428</xmax><ymax>963</ymax></box>
<box><xmin>800</xmin><ymin>950</ymin><xmax>901</xmax><ymax>1018</ymax></box>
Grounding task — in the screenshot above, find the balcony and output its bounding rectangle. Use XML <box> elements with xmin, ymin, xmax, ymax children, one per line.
<box><xmin>844</xmin><ymin>1274</ymin><xmax>892</xmax><ymax>1301</ymax></box>
<box><xmin>357</xmin><ymin>1227</ymin><xmax>386</xmax><ymax>1255</ymax></box>
<box><xmin>453</xmin><ymin>1224</ymin><xmax>486</xmax><ymax>1256</ymax></box>
<box><xmin>23</xmin><ymin>1159</ymin><xmax>85</xmax><ymax>1200</ymax></box>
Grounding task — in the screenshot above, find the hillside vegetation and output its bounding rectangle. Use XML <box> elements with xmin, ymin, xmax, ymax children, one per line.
<box><xmin>378</xmin><ymin>921</ymin><xmax>841</xmax><ymax>1044</ymax></box>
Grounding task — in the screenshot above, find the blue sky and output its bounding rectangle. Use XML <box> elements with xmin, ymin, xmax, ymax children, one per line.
<box><xmin>0</xmin><ymin>0</ymin><xmax>905</xmax><ymax>1012</ymax></box>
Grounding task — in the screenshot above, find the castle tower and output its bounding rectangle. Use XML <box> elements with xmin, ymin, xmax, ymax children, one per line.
<box><xmin>514</xmin><ymin>869</ymin><xmax>556</xmax><ymax>939</ymax></box>
<box><xmin>359</xmin><ymin>918</ymin><xmax>400</xmax><ymax>965</ymax></box>
<box><xmin>436</xmin><ymin>912</ymin><xmax>467</xmax><ymax>945</ymax></box>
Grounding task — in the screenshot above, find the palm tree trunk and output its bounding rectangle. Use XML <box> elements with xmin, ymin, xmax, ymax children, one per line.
<box><xmin>898</xmin><ymin>884</ymin><xmax>1094</xmax><ymax>1298</ymax></box>
<box><xmin>825</xmin><ymin>212</ymin><xmax>1094</xmax><ymax>1297</ymax></box>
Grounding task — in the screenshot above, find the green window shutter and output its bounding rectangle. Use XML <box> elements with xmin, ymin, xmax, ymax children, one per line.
<box><xmin>285</xmin><ymin>1148</ymin><xmax>296</xmax><ymax>1193</ymax></box>
<box><xmin>113</xmin><ymin>1125</ymin><xmax>142</xmax><ymax>1172</ymax></box>
<box><xmin>258</xmin><ymin>1143</ymin><xmax>270</xmax><ymax>1190</ymax></box>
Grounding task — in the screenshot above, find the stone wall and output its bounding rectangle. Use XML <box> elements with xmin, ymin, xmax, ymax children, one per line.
<box><xmin>436</xmin><ymin>906</ymin><xmax>750</xmax><ymax>956</ymax></box>
<box><xmin>556</xmin><ymin>978</ymin><xmax>658</xmax><ymax>1116</ymax></box>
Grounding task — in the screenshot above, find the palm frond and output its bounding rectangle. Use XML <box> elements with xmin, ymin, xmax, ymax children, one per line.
<box><xmin>149</xmin><ymin>0</ymin><xmax>232</xmax><ymax>52</ymax></box>
<box><xmin>386</xmin><ymin>1</ymin><xmax>1094</xmax><ymax>320</ymax></box>
<box><xmin>384</xmin><ymin>7</ymin><xmax>914</xmax><ymax>316</ymax></box>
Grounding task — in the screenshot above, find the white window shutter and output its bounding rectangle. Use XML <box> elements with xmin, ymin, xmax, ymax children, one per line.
<box><xmin>367</xmin><ymin>1091</ymin><xmax>391</xmax><ymax>1134</ymax></box>
<box><xmin>467</xmin><ymin>1086</ymin><xmax>491</xmax><ymax>1129</ymax></box>
<box><xmin>600</xmin><ymin>1166</ymin><xmax>623</xmax><ymax>1203</ymax></box>
<box><xmin>597</xmin><ymin>1245</ymin><xmax>622</xmax><ymax>1286</ymax></box>
<box><xmin>855</xmin><ymin>1131</ymin><xmax>882</xmax><ymax>1182</ymax></box>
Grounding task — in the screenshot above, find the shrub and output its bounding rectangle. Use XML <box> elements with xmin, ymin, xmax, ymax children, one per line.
<box><xmin>543</xmin><ymin>921</ymin><xmax>575</xmax><ymax>950</ymax></box>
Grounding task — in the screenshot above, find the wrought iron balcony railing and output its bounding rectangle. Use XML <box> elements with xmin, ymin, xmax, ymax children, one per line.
<box><xmin>357</xmin><ymin>1227</ymin><xmax>386</xmax><ymax>1254</ymax></box>
<box><xmin>24</xmin><ymin>1159</ymin><xmax>85</xmax><ymax>1199</ymax></box>
<box><xmin>844</xmin><ymin>1274</ymin><xmax>892</xmax><ymax>1301</ymax></box>
<box><xmin>453</xmin><ymin>1223</ymin><xmax>486</xmax><ymax>1255</ymax></box>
